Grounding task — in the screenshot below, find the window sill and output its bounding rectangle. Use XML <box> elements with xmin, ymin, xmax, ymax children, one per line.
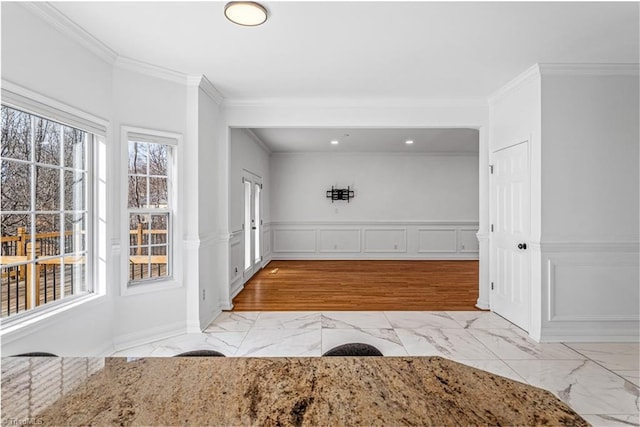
<box><xmin>122</xmin><ymin>279</ymin><xmax>182</xmax><ymax>297</ymax></box>
<box><xmin>0</xmin><ymin>293</ymin><xmax>105</xmax><ymax>337</ymax></box>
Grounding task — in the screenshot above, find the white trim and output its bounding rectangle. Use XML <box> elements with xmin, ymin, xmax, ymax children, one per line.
<box><xmin>223</xmin><ymin>97</ymin><xmax>488</xmax><ymax>108</ymax></box>
<box><xmin>114</xmin><ymin>56</ymin><xmax>188</xmax><ymax>85</ymax></box>
<box><xmin>121</xmin><ymin>126</ymin><xmax>183</xmax><ymax>296</ymax></box>
<box><xmin>112</xmin><ymin>320</ymin><xmax>186</xmax><ymax>352</ymax></box>
<box><xmin>487</xmin><ymin>64</ymin><xmax>541</xmax><ymax>106</ymax></box>
<box><xmin>541</xmin><ymin>241</ymin><xmax>639</xmax><ymax>253</ymax></box>
<box><xmin>318</xmin><ymin>229</ymin><xmax>362</xmax><ymax>253</ymax></box>
<box><xmin>538</xmin><ymin>63</ymin><xmax>640</xmax><ymax>76</ymax></box>
<box><xmin>244</xmin><ymin>129</ymin><xmax>273</xmax><ymax>155</ymax></box>
<box><xmin>271</xmin><ymin>254</ymin><xmax>479</xmax><ymax>261</ymax></box>
<box><xmin>417</xmin><ymin>228</ymin><xmax>458</xmax><ymax>253</ymax></box>
<box><xmin>0</xmin><ymin>294</ymin><xmax>104</xmax><ymax>337</ymax></box>
<box><xmin>20</xmin><ymin>2</ymin><xmax>118</xmax><ymax>64</ymax></box>
<box><xmin>363</xmin><ymin>228</ymin><xmax>408</xmax><ymax>253</ymax></box>
<box><xmin>270</xmin><ymin>220</ymin><xmax>479</xmax><ymax>227</ymax></box>
<box><xmin>187</xmin><ymin>75</ymin><xmax>225</xmax><ymax>105</ymax></box>
<box><xmin>1</xmin><ymin>80</ymin><xmax>109</xmax><ymax>135</ymax></box>
<box><xmin>271</xmin><ymin>151</ymin><xmax>479</xmax><ymax>157</ymax></box>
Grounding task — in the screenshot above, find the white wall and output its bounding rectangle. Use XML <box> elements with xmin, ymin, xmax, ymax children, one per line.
<box><xmin>1</xmin><ymin>3</ymin><xmax>114</xmax><ymax>356</ymax></box>
<box><xmin>488</xmin><ymin>66</ymin><xmax>543</xmax><ymax>338</ymax></box>
<box><xmin>229</xmin><ymin>129</ymin><xmax>271</xmax><ymax>232</ymax></box>
<box><xmin>220</xmin><ymin>102</ymin><xmax>489</xmax><ymax>303</ymax></box>
<box><xmin>228</xmin><ymin>129</ymin><xmax>271</xmax><ymax>297</ymax></box>
<box><xmin>270</xmin><ymin>152</ymin><xmax>478</xmax><ymax>222</ymax></box>
<box><xmin>196</xmin><ymin>85</ymin><xmax>224</xmax><ymax>329</ymax></box>
<box><xmin>267</xmin><ymin>152</ymin><xmax>479</xmax><ymax>260</ymax></box>
<box><xmin>489</xmin><ymin>64</ymin><xmax>640</xmax><ymax>342</ymax></box>
<box><xmin>1</xmin><ymin>4</ymin><xmax>214</xmax><ymax>355</ymax></box>
<box><xmin>538</xmin><ymin>68</ymin><xmax>639</xmax><ymax>341</ymax></box>
<box><xmin>111</xmin><ymin>67</ymin><xmax>190</xmax><ymax>348</ymax></box>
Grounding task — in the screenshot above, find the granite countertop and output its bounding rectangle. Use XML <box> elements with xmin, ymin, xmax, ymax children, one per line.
<box><xmin>2</xmin><ymin>356</ymin><xmax>587</xmax><ymax>426</ymax></box>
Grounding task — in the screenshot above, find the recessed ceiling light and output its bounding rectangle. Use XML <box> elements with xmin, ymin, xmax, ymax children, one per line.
<box><xmin>224</xmin><ymin>2</ymin><xmax>268</xmax><ymax>26</ymax></box>
<box><xmin>405</xmin><ymin>140</ymin><xmax>414</xmax><ymax>145</ymax></box>
<box><xmin>330</xmin><ymin>140</ymin><xmax>339</xmax><ymax>145</ymax></box>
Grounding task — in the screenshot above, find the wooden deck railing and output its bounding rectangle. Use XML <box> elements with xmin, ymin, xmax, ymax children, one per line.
<box><xmin>1</xmin><ymin>226</ymin><xmax>168</xmax><ymax>318</ymax></box>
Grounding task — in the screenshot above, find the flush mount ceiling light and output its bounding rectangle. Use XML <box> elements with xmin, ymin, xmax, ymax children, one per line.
<box><xmin>225</xmin><ymin>2</ymin><xmax>268</xmax><ymax>26</ymax></box>
<box><xmin>330</xmin><ymin>140</ymin><xmax>340</xmax><ymax>145</ymax></box>
<box><xmin>405</xmin><ymin>140</ymin><xmax>414</xmax><ymax>145</ymax></box>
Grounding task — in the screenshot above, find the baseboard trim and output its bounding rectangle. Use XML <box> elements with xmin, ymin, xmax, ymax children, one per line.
<box><xmin>112</xmin><ymin>321</ymin><xmax>186</xmax><ymax>352</ymax></box>
<box><xmin>200</xmin><ymin>306</ymin><xmax>222</xmax><ymax>331</ymax></box>
<box><xmin>271</xmin><ymin>255</ymin><xmax>479</xmax><ymax>261</ymax></box>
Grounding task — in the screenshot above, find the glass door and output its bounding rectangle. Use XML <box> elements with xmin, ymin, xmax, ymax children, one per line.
<box><xmin>243</xmin><ymin>172</ymin><xmax>262</xmax><ymax>282</ymax></box>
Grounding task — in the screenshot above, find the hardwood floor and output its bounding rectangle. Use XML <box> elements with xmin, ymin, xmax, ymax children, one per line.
<box><xmin>232</xmin><ymin>260</ymin><xmax>480</xmax><ymax>311</ymax></box>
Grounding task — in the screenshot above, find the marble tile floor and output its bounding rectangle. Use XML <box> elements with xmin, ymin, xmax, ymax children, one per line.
<box><xmin>112</xmin><ymin>310</ymin><xmax>640</xmax><ymax>425</ymax></box>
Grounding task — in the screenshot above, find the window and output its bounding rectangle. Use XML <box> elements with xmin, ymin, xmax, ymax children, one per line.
<box><xmin>127</xmin><ymin>136</ymin><xmax>173</xmax><ymax>285</ymax></box>
<box><xmin>0</xmin><ymin>106</ymin><xmax>92</xmax><ymax>318</ymax></box>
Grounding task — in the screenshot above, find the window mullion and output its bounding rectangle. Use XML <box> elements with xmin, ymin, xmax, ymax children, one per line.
<box><xmin>59</xmin><ymin>123</ymin><xmax>66</xmax><ymax>300</ymax></box>
<box><xmin>28</xmin><ymin>115</ymin><xmax>36</xmax><ymax>310</ymax></box>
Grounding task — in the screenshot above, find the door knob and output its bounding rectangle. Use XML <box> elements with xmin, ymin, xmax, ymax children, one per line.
<box><xmin>252</xmin><ymin>227</ymin><xmax>257</xmax><ymax>230</ymax></box>
<box><xmin>517</xmin><ymin>243</ymin><xmax>527</xmax><ymax>250</ymax></box>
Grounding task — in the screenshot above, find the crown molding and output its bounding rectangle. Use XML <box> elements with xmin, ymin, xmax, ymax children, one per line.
<box><xmin>187</xmin><ymin>75</ymin><xmax>225</xmax><ymax>105</ymax></box>
<box><xmin>538</xmin><ymin>63</ymin><xmax>639</xmax><ymax>76</ymax></box>
<box><xmin>244</xmin><ymin>129</ymin><xmax>273</xmax><ymax>155</ymax></box>
<box><xmin>114</xmin><ymin>56</ymin><xmax>189</xmax><ymax>85</ymax></box>
<box><xmin>487</xmin><ymin>64</ymin><xmax>541</xmax><ymax>106</ymax></box>
<box><xmin>222</xmin><ymin>97</ymin><xmax>488</xmax><ymax>109</ymax></box>
<box><xmin>20</xmin><ymin>2</ymin><xmax>118</xmax><ymax>64</ymax></box>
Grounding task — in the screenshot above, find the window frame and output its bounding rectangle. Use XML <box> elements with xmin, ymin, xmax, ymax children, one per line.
<box><xmin>0</xmin><ymin>80</ymin><xmax>108</xmax><ymax>328</ymax></box>
<box><xmin>121</xmin><ymin>126</ymin><xmax>181</xmax><ymax>296</ymax></box>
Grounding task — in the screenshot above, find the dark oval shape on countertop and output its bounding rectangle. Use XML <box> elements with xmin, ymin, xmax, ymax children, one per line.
<box><xmin>323</xmin><ymin>343</ymin><xmax>383</xmax><ymax>357</ymax></box>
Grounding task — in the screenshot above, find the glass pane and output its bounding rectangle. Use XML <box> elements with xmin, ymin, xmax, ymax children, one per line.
<box><xmin>64</xmin><ymin>170</ymin><xmax>85</xmax><ymax>211</ymax></box>
<box><xmin>254</xmin><ymin>183</ymin><xmax>260</xmax><ymax>263</ymax></box>
<box><xmin>63</xmin><ymin>127</ymin><xmax>86</xmax><ymax>169</ymax></box>
<box><xmin>40</xmin><ymin>261</ymin><xmax>63</xmax><ymax>304</ymax></box>
<box><xmin>1</xmin><ymin>160</ymin><xmax>31</xmax><ymax>212</ymax></box>
<box><xmin>244</xmin><ymin>181</ymin><xmax>251</xmax><ymax>270</ymax></box>
<box><xmin>64</xmin><ymin>213</ymin><xmax>86</xmax><ymax>254</ymax></box>
<box><xmin>129</xmin><ymin>248</ymin><xmax>149</xmax><ymax>281</ymax></box>
<box><xmin>150</xmin><ymin>214</ymin><xmax>168</xmax><ymax>233</ymax></box>
<box><xmin>149</xmin><ymin>245</ymin><xmax>167</xmax><ymax>279</ymax></box>
<box><xmin>128</xmin><ymin>141</ymin><xmax>148</xmax><ymax>175</ymax></box>
<box><xmin>1</xmin><ymin>106</ymin><xmax>32</xmax><ymax>161</ymax></box>
<box><xmin>68</xmin><ymin>260</ymin><xmax>86</xmax><ymax>294</ymax></box>
<box><xmin>0</xmin><ymin>214</ymin><xmax>29</xmax><ymax>257</ymax></box>
<box><xmin>35</xmin><ymin>214</ymin><xmax>62</xmax><ymax>257</ymax></box>
<box><xmin>129</xmin><ymin>213</ymin><xmax>149</xmax><ymax>255</ymax></box>
<box><xmin>35</xmin><ymin>166</ymin><xmax>60</xmax><ymax>211</ymax></box>
<box><xmin>148</xmin><ymin>143</ymin><xmax>168</xmax><ymax>176</ymax></box>
<box><xmin>128</xmin><ymin>176</ymin><xmax>147</xmax><ymax>209</ymax></box>
<box><xmin>34</xmin><ymin>117</ymin><xmax>60</xmax><ymax>166</ymax></box>
<box><xmin>148</xmin><ymin>177</ymin><xmax>167</xmax><ymax>208</ymax></box>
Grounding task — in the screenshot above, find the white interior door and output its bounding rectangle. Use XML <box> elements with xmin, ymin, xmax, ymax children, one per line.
<box><xmin>490</xmin><ymin>141</ymin><xmax>530</xmax><ymax>331</ymax></box>
<box><xmin>243</xmin><ymin>173</ymin><xmax>262</xmax><ymax>282</ymax></box>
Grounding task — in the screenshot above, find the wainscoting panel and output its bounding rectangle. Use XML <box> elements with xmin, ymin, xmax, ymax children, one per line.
<box><xmin>267</xmin><ymin>222</ymin><xmax>478</xmax><ymax>260</ymax></box>
<box><xmin>364</xmin><ymin>229</ymin><xmax>407</xmax><ymax>253</ymax></box>
<box><xmin>458</xmin><ymin>229</ymin><xmax>481</xmax><ymax>253</ymax></box>
<box><xmin>273</xmin><ymin>229</ymin><xmax>317</xmax><ymax>253</ymax></box>
<box><xmin>539</xmin><ymin>244</ymin><xmax>639</xmax><ymax>342</ymax></box>
<box><xmin>229</xmin><ymin>231</ymin><xmax>243</xmax><ymax>297</ymax></box>
<box><xmin>418</xmin><ymin>228</ymin><xmax>456</xmax><ymax>253</ymax></box>
<box><xmin>547</xmin><ymin>256</ymin><xmax>639</xmax><ymax>322</ymax></box>
<box><xmin>318</xmin><ymin>229</ymin><xmax>361</xmax><ymax>253</ymax></box>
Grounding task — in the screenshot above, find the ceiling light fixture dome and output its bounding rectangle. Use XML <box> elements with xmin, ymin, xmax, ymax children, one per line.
<box><xmin>225</xmin><ymin>1</ymin><xmax>268</xmax><ymax>26</ymax></box>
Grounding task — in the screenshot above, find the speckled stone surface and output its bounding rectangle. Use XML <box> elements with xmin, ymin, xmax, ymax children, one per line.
<box><xmin>19</xmin><ymin>357</ymin><xmax>587</xmax><ymax>426</ymax></box>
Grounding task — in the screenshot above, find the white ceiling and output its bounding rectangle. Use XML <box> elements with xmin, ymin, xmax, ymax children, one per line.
<box><xmin>250</xmin><ymin>128</ymin><xmax>479</xmax><ymax>153</ymax></box>
<box><xmin>53</xmin><ymin>1</ymin><xmax>639</xmax><ymax>100</ymax></box>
